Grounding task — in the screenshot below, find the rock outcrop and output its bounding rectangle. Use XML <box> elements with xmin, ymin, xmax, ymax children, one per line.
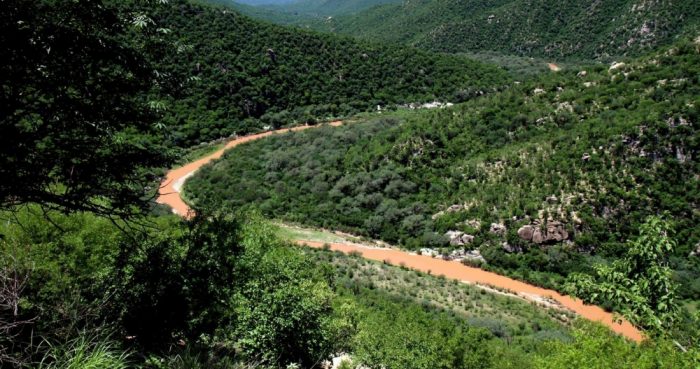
<box><xmin>690</xmin><ymin>243</ymin><xmax>700</xmax><ymax>257</ymax></box>
<box><xmin>502</xmin><ymin>242</ymin><xmax>523</xmax><ymax>253</ymax></box>
<box><xmin>489</xmin><ymin>223</ymin><xmax>507</xmax><ymax>236</ymax></box>
<box><xmin>517</xmin><ymin>220</ymin><xmax>569</xmax><ymax>244</ymax></box>
<box><xmin>609</xmin><ymin>61</ymin><xmax>626</xmax><ymax>71</ymax></box>
<box><xmin>445</xmin><ymin>230</ymin><xmax>474</xmax><ymax>246</ymax></box>
<box><xmin>517</xmin><ymin>225</ymin><xmax>535</xmax><ymax>240</ymax></box>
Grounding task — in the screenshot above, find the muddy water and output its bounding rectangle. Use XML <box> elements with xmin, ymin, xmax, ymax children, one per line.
<box><xmin>157</xmin><ymin>122</ymin><xmax>342</xmax><ymax>217</ymax></box>
<box><xmin>299</xmin><ymin>240</ymin><xmax>643</xmax><ymax>341</ymax></box>
<box><xmin>156</xmin><ymin>122</ymin><xmax>644</xmax><ymax>342</ymax></box>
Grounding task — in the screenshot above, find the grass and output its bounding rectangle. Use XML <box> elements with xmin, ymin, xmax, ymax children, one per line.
<box><xmin>275</xmin><ymin>223</ymin><xmax>359</xmax><ymax>244</ymax></box>
<box><xmin>458</xmin><ymin>51</ymin><xmax>593</xmax><ymax>79</ymax></box>
<box><xmin>305</xmin><ymin>247</ymin><xmax>574</xmax><ymax>339</ymax></box>
<box><xmin>39</xmin><ymin>334</ymin><xmax>130</xmax><ymax>369</ymax></box>
<box><xmin>280</xmin><ymin>222</ymin><xmax>575</xmax><ymax>338</ymax></box>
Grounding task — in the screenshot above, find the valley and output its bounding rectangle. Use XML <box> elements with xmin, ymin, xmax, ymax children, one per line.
<box><xmin>156</xmin><ymin>120</ymin><xmax>643</xmax><ymax>341</ymax></box>
<box><xmin>2</xmin><ymin>0</ymin><xmax>699</xmax><ymax>367</ymax></box>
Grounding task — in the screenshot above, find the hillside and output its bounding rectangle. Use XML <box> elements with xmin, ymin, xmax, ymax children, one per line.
<box><xmin>301</xmin><ymin>0</ymin><xmax>700</xmax><ymax>60</ymax></box>
<box><xmin>185</xmin><ymin>39</ymin><xmax>700</xmax><ymax>328</ymax></box>
<box><xmin>208</xmin><ymin>0</ymin><xmax>400</xmax><ymax>19</ymax></box>
<box><xmin>148</xmin><ymin>0</ymin><xmax>509</xmax><ymax>147</ymax></box>
<box><xmin>262</xmin><ymin>0</ymin><xmax>401</xmax><ymax>16</ymax></box>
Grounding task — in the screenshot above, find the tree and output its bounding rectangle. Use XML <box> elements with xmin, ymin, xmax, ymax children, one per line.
<box><xmin>566</xmin><ymin>216</ymin><xmax>678</xmax><ymax>334</ymax></box>
<box><xmin>0</xmin><ymin>0</ymin><xmax>173</xmax><ymax>218</ymax></box>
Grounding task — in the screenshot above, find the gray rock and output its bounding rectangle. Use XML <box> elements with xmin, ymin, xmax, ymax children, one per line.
<box><xmin>445</xmin><ymin>230</ymin><xmax>465</xmax><ymax>246</ymax></box>
<box><xmin>419</xmin><ymin>248</ymin><xmax>439</xmax><ymax>257</ymax></box>
<box><xmin>517</xmin><ymin>225</ymin><xmax>535</xmax><ymax>241</ymax></box>
<box><xmin>546</xmin><ymin>221</ymin><xmax>568</xmax><ymax>242</ymax></box>
<box><xmin>532</xmin><ymin>227</ymin><xmax>544</xmax><ymax>244</ymax></box>
<box><xmin>445</xmin><ymin>230</ymin><xmax>475</xmax><ymax>246</ymax></box>
<box><xmin>463</xmin><ymin>219</ymin><xmax>482</xmax><ymax>229</ymax></box>
<box><xmin>464</xmin><ymin>249</ymin><xmax>486</xmax><ymax>263</ymax></box>
<box><xmin>489</xmin><ymin>223</ymin><xmax>507</xmax><ymax>236</ymax></box>
<box><xmin>461</xmin><ymin>234</ymin><xmax>475</xmax><ymax>244</ymax></box>
<box><xmin>690</xmin><ymin>243</ymin><xmax>700</xmax><ymax>257</ymax></box>
<box><xmin>520</xmin><ymin>221</ymin><xmax>569</xmax><ymax>244</ymax></box>
<box><xmin>609</xmin><ymin>62</ymin><xmax>626</xmax><ymax>71</ymax></box>
<box><xmin>502</xmin><ymin>242</ymin><xmax>522</xmax><ymax>253</ymax></box>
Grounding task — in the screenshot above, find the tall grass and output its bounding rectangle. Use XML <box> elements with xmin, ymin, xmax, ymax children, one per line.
<box><xmin>38</xmin><ymin>334</ymin><xmax>130</xmax><ymax>369</ymax></box>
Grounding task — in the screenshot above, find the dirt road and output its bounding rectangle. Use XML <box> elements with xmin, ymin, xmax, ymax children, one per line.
<box><xmin>156</xmin><ymin>122</ymin><xmax>644</xmax><ymax>342</ymax></box>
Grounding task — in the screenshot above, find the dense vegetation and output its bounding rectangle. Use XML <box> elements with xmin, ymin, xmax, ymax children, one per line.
<box><xmin>1</xmin><ymin>0</ymin><xmax>175</xmax><ymax>217</ymax></box>
<box><xmin>238</xmin><ymin>0</ymin><xmax>700</xmax><ymax>61</ymax></box>
<box><xmin>3</xmin><ymin>209</ymin><xmax>698</xmax><ymax>368</ymax></box>
<box><xmin>186</xmin><ymin>40</ymin><xmax>700</xmax><ymax>327</ymax></box>
<box><xmin>210</xmin><ymin>0</ymin><xmax>401</xmax><ymax>18</ymax></box>
<box><xmin>305</xmin><ymin>246</ymin><xmax>572</xmax><ymax>340</ymax></box>
<box><xmin>141</xmin><ymin>0</ymin><xmax>510</xmax><ymax>146</ymax></box>
<box><xmin>3</xmin><ymin>0</ymin><xmax>700</xmax><ymax>367</ymax></box>
<box><xmin>0</xmin><ymin>208</ymin><xmax>345</xmax><ymax>367</ymax></box>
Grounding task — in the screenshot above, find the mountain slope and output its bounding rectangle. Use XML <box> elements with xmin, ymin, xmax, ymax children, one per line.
<box><xmin>204</xmin><ymin>0</ymin><xmax>401</xmax><ymax>27</ymax></box>
<box><xmin>313</xmin><ymin>0</ymin><xmax>700</xmax><ymax>60</ymax></box>
<box><xmin>263</xmin><ymin>0</ymin><xmax>401</xmax><ymax>16</ymax></box>
<box><xmin>149</xmin><ymin>0</ymin><xmax>509</xmax><ymax>146</ymax></box>
<box><xmin>185</xmin><ymin>39</ymin><xmax>700</xmax><ymax>311</ymax></box>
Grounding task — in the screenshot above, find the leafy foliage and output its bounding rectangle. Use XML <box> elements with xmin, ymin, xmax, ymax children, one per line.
<box><xmin>567</xmin><ymin>216</ymin><xmax>678</xmax><ymax>334</ymax></box>
<box><xmin>0</xmin><ymin>209</ymin><xmax>340</xmax><ymax>368</ymax></box>
<box><xmin>532</xmin><ymin>322</ymin><xmax>699</xmax><ymax>369</ymax></box>
<box><xmin>0</xmin><ymin>0</ymin><xmax>174</xmax><ymax>217</ymax></box>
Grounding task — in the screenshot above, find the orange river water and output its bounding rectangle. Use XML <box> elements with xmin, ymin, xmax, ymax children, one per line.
<box><xmin>156</xmin><ymin>121</ymin><xmax>644</xmax><ymax>342</ymax></box>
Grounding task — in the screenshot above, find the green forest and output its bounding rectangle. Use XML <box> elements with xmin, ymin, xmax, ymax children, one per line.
<box><xmin>2</xmin><ymin>0</ymin><xmax>700</xmax><ymax>367</ymax></box>
<box><xmin>145</xmin><ymin>0</ymin><xmax>509</xmax><ymax>146</ymax></box>
<box><xmin>186</xmin><ymin>39</ymin><xmax>700</xmax><ymax>338</ymax></box>
<box><xmin>212</xmin><ymin>0</ymin><xmax>401</xmax><ymax>18</ymax></box>
<box><xmin>230</xmin><ymin>0</ymin><xmax>700</xmax><ymax>61</ymax></box>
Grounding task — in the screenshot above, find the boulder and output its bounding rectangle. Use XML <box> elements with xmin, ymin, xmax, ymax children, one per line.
<box><xmin>502</xmin><ymin>242</ymin><xmax>523</xmax><ymax>253</ymax></box>
<box><xmin>489</xmin><ymin>223</ymin><xmax>507</xmax><ymax>236</ymax></box>
<box><xmin>546</xmin><ymin>221</ymin><xmax>568</xmax><ymax>242</ymax></box>
<box><xmin>533</xmin><ymin>88</ymin><xmax>546</xmax><ymax>95</ymax></box>
<box><xmin>577</xmin><ymin>70</ymin><xmax>587</xmax><ymax>77</ymax></box>
<box><xmin>462</xmin><ymin>234</ymin><xmax>475</xmax><ymax>244</ymax></box>
<box><xmin>420</xmin><ymin>248</ymin><xmax>439</xmax><ymax>257</ymax></box>
<box><xmin>517</xmin><ymin>225</ymin><xmax>534</xmax><ymax>241</ymax></box>
<box><xmin>609</xmin><ymin>62</ymin><xmax>626</xmax><ymax>71</ymax></box>
<box><xmin>445</xmin><ymin>230</ymin><xmax>474</xmax><ymax>246</ymax></box>
<box><xmin>464</xmin><ymin>219</ymin><xmax>482</xmax><ymax>229</ymax></box>
<box><xmin>464</xmin><ymin>249</ymin><xmax>486</xmax><ymax>263</ymax></box>
<box><xmin>520</xmin><ymin>221</ymin><xmax>570</xmax><ymax>244</ymax></box>
<box><xmin>690</xmin><ymin>243</ymin><xmax>700</xmax><ymax>257</ymax></box>
<box><xmin>532</xmin><ymin>227</ymin><xmax>544</xmax><ymax>244</ymax></box>
<box><xmin>445</xmin><ymin>230</ymin><xmax>465</xmax><ymax>246</ymax></box>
